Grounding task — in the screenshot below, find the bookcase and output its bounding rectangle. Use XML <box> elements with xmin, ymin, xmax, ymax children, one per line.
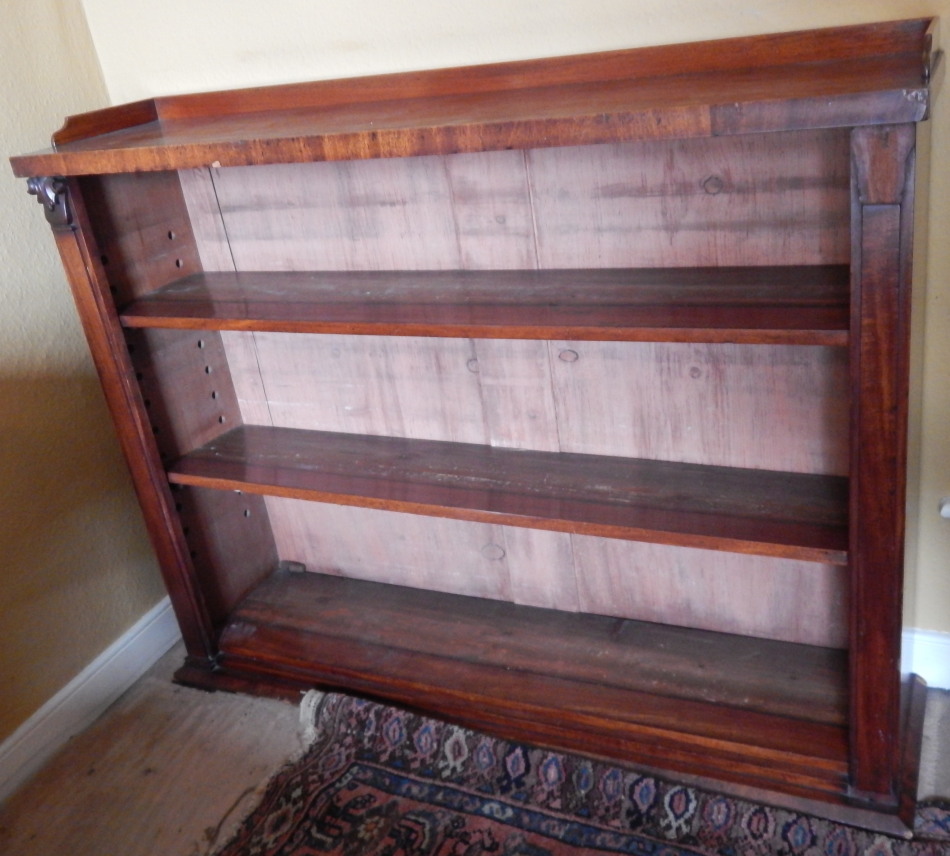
<box><xmin>10</xmin><ymin>17</ymin><xmax>937</xmax><ymax>834</ymax></box>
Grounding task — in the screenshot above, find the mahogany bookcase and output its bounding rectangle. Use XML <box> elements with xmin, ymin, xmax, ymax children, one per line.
<box><xmin>11</xmin><ymin>17</ymin><xmax>938</xmax><ymax>834</ymax></box>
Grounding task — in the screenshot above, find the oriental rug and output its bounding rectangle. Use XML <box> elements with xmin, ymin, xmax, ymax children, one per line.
<box><xmin>213</xmin><ymin>692</ymin><xmax>950</xmax><ymax>856</ymax></box>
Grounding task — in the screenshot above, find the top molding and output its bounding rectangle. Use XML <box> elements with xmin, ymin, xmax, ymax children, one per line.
<box><xmin>9</xmin><ymin>17</ymin><xmax>939</xmax><ymax>178</ymax></box>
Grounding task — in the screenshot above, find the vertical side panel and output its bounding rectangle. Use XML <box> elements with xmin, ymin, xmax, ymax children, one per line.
<box><xmin>50</xmin><ymin>177</ymin><xmax>215</xmax><ymax>661</ymax></box>
<box><xmin>848</xmin><ymin>124</ymin><xmax>916</xmax><ymax>801</ymax></box>
<box><xmin>75</xmin><ymin>173</ymin><xmax>279</xmax><ymax>648</ymax></box>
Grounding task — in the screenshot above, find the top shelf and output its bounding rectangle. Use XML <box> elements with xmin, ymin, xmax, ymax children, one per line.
<box><xmin>119</xmin><ymin>266</ymin><xmax>850</xmax><ymax>345</ymax></box>
<box><xmin>9</xmin><ymin>18</ymin><xmax>935</xmax><ymax>177</ymax></box>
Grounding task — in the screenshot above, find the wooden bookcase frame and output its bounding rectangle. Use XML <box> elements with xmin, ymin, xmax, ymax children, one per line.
<box><xmin>11</xmin><ymin>17</ymin><xmax>938</xmax><ymax>834</ymax></box>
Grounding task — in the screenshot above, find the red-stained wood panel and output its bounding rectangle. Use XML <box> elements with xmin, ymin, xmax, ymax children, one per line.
<box><xmin>215</xmin><ymin>568</ymin><xmax>850</xmax><ymax>799</ymax></box>
<box><xmin>848</xmin><ymin>124</ymin><xmax>916</xmax><ymax>802</ymax></box>
<box><xmin>167</xmin><ymin>425</ymin><xmax>849</xmax><ymax>563</ymax></box>
<box><xmin>77</xmin><ymin>173</ymin><xmax>280</xmax><ymax>634</ymax></box>
<box><xmin>9</xmin><ymin>20</ymin><xmax>932</xmax><ymax>176</ymax></box>
<box><xmin>118</xmin><ymin>266</ymin><xmax>849</xmax><ymax>345</ymax></box>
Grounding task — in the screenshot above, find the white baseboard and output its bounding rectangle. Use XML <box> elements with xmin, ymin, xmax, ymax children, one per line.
<box><xmin>903</xmin><ymin>627</ymin><xmax>950</xmax><ymax>690</ymax></box>
<box><xmin>0</xmin><ymin>597</ymin><xmax>181</xmax><ymax>806</ymax></box>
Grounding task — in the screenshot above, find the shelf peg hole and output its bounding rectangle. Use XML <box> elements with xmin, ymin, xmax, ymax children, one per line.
<box><xmin>558</xmin><ymin>349</ymin><xmax>579</xmax><ymax>363</ymax></box>
<box><xmin>175</xmin><ymin>258</ymin><xmax>184</xmax><ymax>268</ymax></box>
<box><xmin>466</xmin><ymin>358</ymin><xmax>479</xmax><ymax>373</ymax></box>
<box><xmin>218</xmin><ymin>415</ymin><xmax>226</xmax><ymax>424</ymax></box>
<box><xmin>211</xmin><ymin>390</ymin><xmax>218</xmax><ymax>400</ymax></box>
<box><xmin>702</xmin><ymin>175</ymin><xmax>724</xmax><ymax>195</ymax></box>
<box><xmin>243</xmin><ymin>509</ymin><xmax>251</xmax><ymax>518</ymax></box>
<box><xmin>167</xmin><ymin>230</ymin><xmax>176</xmax><ymax>240</ymax></box>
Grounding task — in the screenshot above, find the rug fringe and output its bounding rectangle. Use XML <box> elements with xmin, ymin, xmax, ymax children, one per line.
<box><xmin>299</xmin><ymin>689</ymin><xmax>325</xmax><ymax>746</ymax></box>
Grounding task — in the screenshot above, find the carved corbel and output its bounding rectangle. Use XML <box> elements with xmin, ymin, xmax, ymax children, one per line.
<box><xmin>26</xmin><ymin>175</ymin><xmax>73</xmax><ymax>231</ymax></box>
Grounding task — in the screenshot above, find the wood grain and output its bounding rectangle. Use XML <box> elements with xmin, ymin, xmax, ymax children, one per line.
<box><xmin>548</xmin><ymin>339</ymin><xmax>849</xmax><ymax>475</ymax></box>
<box><xmin>119</xmin><ymin>267</ymin><xmax>850</xmax><ymax>345</ymax></box>
<box><xmin>527</xmin><ymin>132</ymin><xmax>850</xmax><ymax>269</ymax></box>
<box><xmin>167</xmin><ymin>425</ymin><xmax>848</xmax><ymax>563</ymax></box>
<box><xmin>203</xmin><ymin>131</ymin><xmax>850</xmax><ymax>274</ymax></box>
<box><xmin>572</xmin><ymin>537</ymin><xmax>848</xmax><ymax>647</ymax></box>
<box><xmin>9</xmin><ymin>19</ymin><xmax>932</xmax><ymax>176</ymax></box>
<box><xmin>215</xmin><ymin>568</ymin><xmax>851</xmax><ymax>800</ymax></box>
<box><xmin>847</xmin><ymin>124</ymin><xmax>916</xmax><ymax>804</ymax></box>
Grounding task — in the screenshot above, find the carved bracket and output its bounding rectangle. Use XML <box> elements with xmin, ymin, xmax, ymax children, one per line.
<box><xmin>27</xmin><ymin>175</ymin><xmax>73</xmax><ymax>231</ymax></box>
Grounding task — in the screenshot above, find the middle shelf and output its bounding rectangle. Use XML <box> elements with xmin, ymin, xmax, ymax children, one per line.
<box><xmin>168</xmin><ymin>425</ymin><xmax>848</xmax><ymax>563</ymax></box>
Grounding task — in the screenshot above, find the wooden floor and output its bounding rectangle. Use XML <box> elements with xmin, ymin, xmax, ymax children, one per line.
<box><xmin>0</xmin><ymin>642</ymin><xmax>948</xmax><ymax>856</ymax></box>
<box><xmin>0</xmin><ymin>644</ymin><xmax>300</xmax><ymax>856</ymax></box>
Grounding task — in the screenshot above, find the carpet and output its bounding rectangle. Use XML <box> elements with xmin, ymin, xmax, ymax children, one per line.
<box><xmin>212</xmin><ymin>692</ymin><xmax>950</xmax><ymax>856</ymax></box>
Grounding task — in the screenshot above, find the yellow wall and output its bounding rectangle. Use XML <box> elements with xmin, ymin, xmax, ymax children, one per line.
<box><xmin>3</xmin><ymin>0</ymin><xmax>948</xmax><ymax>742</ymax></box>
<box><xmin>0</xmin><ymin>0</ymin><xmax>167</xmax><ymax>744</ymax></box>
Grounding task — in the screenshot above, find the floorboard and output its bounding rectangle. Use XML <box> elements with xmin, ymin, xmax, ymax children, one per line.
<box><xmin>0</xmin><ymin>643</ymin><xmax>300</xmax><ymax>856</ymax></box>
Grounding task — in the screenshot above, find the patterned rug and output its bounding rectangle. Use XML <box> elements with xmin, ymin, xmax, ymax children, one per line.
<box><xmin>213</xmin><ymin>692</ymin><xmax>950</xmax><ymax>856</ymax></box>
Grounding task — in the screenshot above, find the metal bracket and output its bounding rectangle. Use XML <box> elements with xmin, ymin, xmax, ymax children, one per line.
<box><xmin>27</xmin><ymin>175</ymin><xmax>73</xmax><ymax>231</ymax></box>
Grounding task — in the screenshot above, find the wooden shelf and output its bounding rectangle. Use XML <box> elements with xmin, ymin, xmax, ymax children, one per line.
<box><xmin>168</xmin><ymin>425</ymin><xmax>849</xmax><ymax>563</ymax></box>
<box><xmin>119</xmin><ymin>266</ymin><xmax>849</xmax><ymax>344</ymax></box>
<box><xmin>216</xmin><ymin>568</ymin><xmax>850</xmax><ymax>795</ymax></box>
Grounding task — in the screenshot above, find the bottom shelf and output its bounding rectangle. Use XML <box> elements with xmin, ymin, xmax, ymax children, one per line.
<box><xmin>194</xmin><ymin>566</ymin><xmax>855</xmax><ymax>802</ymax></box>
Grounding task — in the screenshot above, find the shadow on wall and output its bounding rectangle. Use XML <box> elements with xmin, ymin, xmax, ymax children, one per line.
<box><xmin>0</xmin><ymin>369</ymin><xmax>163</xmax><ymax>742</ymax></box>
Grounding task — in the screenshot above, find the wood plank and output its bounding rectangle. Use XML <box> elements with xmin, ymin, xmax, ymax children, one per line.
<box><xmin>167</xmin><ymin>425</ymin><xmax>848</xmax><ymax>563</ymax></box>
<box><xmin>53</xmin><ymin>179</ymin><xmax>218</xmax><ymax>661</ymax></box>
<box><xmin>253</xmin><ymin>498</ymin><xmax>846</xmax><ymax>644</ymax></box>
<box><xmin>217</xmin><ymin>569</ymin><xmax>849</xmax><ymax>763</ymax></box>
<box><xmin>149</xmin><ymin>18</ymin><xmax>932</xmax><ymax>121</ymax></box>
<box><xmin>9</xmin><ymin>20</ymin><xmax>932</xmax><ymax>176</ymax></box>
<box><xmin>0</xmin><ymin>644</ymin><xmax>300</xmax><ymax>856</ymax></box>
<box><xmin>204</xmin><ymin>133</ymin><xmax>849</xmax><ymax>276</ymax></box>
<box><xmin>527</xmin><ymin>131</ymin><xmax>851</xmax><ymax>269</ymax></box>
<box><xmin>270</xmin><ymin>503</ymin><xmax>581</xmax><ymax>612</ymax></box>
<box><xmin>573</xmin><ymin>537</ymin><xmax>848</xmax><ymax>647</ymax></box>
<box><xmin>213</xmin><ymin>158</ymin><xmax>463</xmax><ymax>273</ymax></box>
<box><xmin>548</xmin><ymin>340</ymin><xmax>849</xmax><ymax>476</ymax></box>
<box><xmin>119</xmin><ymin>267</ymin><xmax>849</xmax><ymax>344</ymax></box>
<box><xmin>848</xmin><ymin>125</ymin><xmax>916</xmax><ymax>800</ymax></box>
<box><xmin>265</xmin><ymin>499</ymin><xmax>513</xmax><ymax>602</ymax></box>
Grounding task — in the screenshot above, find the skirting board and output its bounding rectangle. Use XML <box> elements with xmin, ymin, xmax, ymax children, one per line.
<box><xmin>903</xmin><ymin>627</ymin><xmax>950</xmax><ymax>691</ymax></box>
<box><xmin>0</xmin><ymin>597</ymin><xmax>181</xmax><ymax>806</ymax></box>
